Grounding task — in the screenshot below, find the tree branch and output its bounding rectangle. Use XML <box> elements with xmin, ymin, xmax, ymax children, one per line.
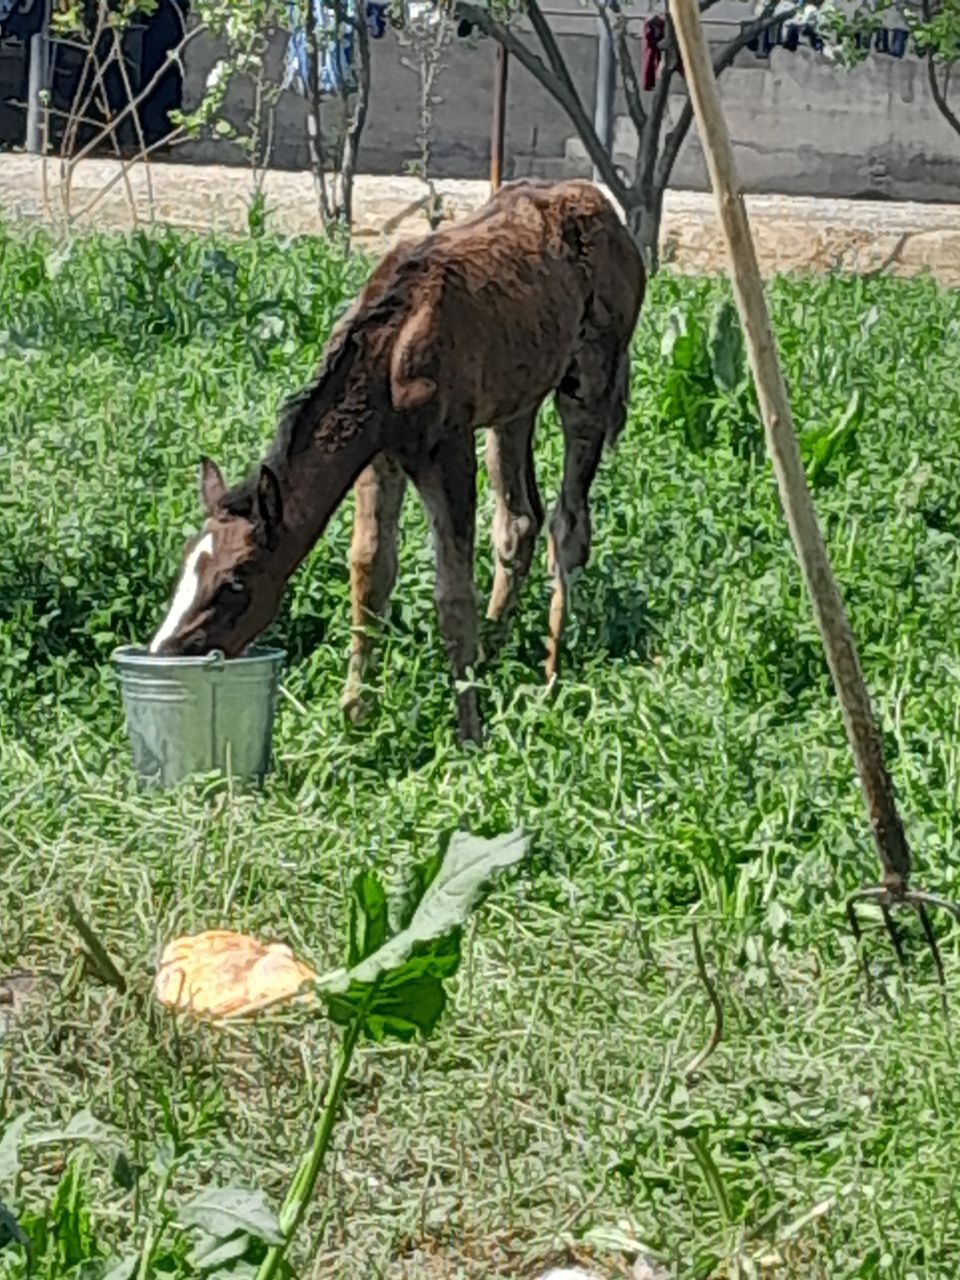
<box><xmin>455</xmin><ymin>0</ymin><xmax>629</xmax><ymax>200</ymax></box>
<box><xmin>656</xmin><ymin>2</ymin><xmax>797</xmax><ymax>188</ymax></box>
<box><xmin>927</xmin><ymin>55</ymin><xmax>960</xmax><ymax>136</ymax></box>
<box><xmin>683</xmin><ymin>923</ymin><xmax>723</xmax><ymax>1080</ymax></box>
<box><xmin>65</xmin><ymin>23</ymin><xmax>204</xmax><ymax>172</ymax></box>
<box><xmin>613</xmin><ymin>9</ymin><xmax>646</xmax><ymax>128</ymax></box>
<box><xmin>649</xmin><ymin>16</ymin><xmax>680</xmax><ymax>140</ymax></box>
<box><xmin>527</xmin><ymin>0</ymin><xmax>583</xmax><ymax>107</ymax></box>
<box><xmin>921</xmin><ymin>0</ymin><xmax>960</xmax><ymax>139</ymax></box>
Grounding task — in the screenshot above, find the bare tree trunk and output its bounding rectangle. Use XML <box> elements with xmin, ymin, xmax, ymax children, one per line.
<box><xmin>459</xmin><ymin>0</ymin><xmax>796</xmax><ymax>274</ymax></box>
<box><xmin>338</xmin><ymin>9</ymin><xmax>370</xmax><ymax>238</ymax></box>
<box><xmin>625</xmin><ymin>191</ymin><xmax>663</xmax><ymax>273</ymax></box>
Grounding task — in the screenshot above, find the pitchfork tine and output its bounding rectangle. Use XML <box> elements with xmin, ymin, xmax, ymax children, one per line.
<box><xmin>880</xmin><ymin>902</ymin><xmax>908</xmax><ymax>972</ymax></box>
<box><xmin>846</xmin><ymin>884</ymin><xmax>960</xmax><ymax>1013</ymax></box>
<box><xmin>914</xmin><ymin>900</ymin><xmax>948</xmax><ymax>1012</ymax></box>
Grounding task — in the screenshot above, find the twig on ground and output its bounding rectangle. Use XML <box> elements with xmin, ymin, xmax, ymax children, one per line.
<box><xmin>683</xmin><ymin>922</ymin><xmax>722</xmax><ymax>1078</ymax></box>
<box><xmin>65</xmin><ymin>894</ymin><xmax>127</xmax><ymax>994</ymax></box>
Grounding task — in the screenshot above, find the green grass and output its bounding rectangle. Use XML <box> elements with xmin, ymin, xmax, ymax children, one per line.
<box><xmin>2</xmin><ymin>218</ymin><xmax>960</xmax><ymax>1279</ymax></box>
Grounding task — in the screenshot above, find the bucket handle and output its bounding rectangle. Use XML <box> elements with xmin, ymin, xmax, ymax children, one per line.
<box><xmin>201</xmin><ymin>648</ymin><xmax>226</xmax><ymax>670</ymax></box>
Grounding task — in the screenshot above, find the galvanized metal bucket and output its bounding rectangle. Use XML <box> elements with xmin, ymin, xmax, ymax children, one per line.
<box><xmin>111</xmin><ymin>645</ymin><xmax>285</xmax><ymax>789</ymax></box>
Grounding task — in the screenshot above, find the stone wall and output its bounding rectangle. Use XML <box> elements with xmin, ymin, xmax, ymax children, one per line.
<box><xmin>3</xmin><ymin>158</ymin><xmax>958</xmax><ymax>283</ymax></box>
<box><xmin>175</xmin><ymin>3</ymin><xmax>960</xmax><ymax>202</ymax></box>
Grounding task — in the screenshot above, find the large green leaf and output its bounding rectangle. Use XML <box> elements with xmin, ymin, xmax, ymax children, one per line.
<box><xmin>347</xmin><ymin>871</ymin><xmax>389</xmax><ymax>967</ymax></box>
<box><xmin>0</xmin><ymin>1114</ymin><xmax>31</xmax><ymax>1182</ymax></box>
<box><xmin>799</xmin><ymin>387</ymin><xmax>865</xmax><ymax>485</ymax></box>
<box><xmin>209</xmin><ymin>1265</ymin><xmax>257</xmax><ymax>1280</ymax></box>
<box><xmin>708</xmin><ymin>300</ymin><xmax>745</xmax><ymax>393</ymax></box>
<box><xmin>325</xmin><ymin>973</ymin><xmax>447</xmax><ymax>1042</ymax></box>
<box><xmin>321</xmin><ymin>830</ymin><xmax>526</xmax><ymax>989</ymax></box>
<box><xmin>179</xmin><ymin>1188</ymin><xmax>283</xmax><ymax>1246</ymax></box>
<box><xmin>316</xmin><ymin>830</ymin><xmax>528</xmax><ymax>1041</ymax></box>
<box><xmin>48</xmin><ymin>1155</ymin><xmax>98</xmax><ymax>1267</ymax></box>
<box><xmin>187</xmin><ymin>1230</ymin><xmax>251</xmax><ymax>1270</ymax></box>
<box><xmin>26</xmin><ymin>1108</ymin><xmax>116</xmax><ymax>1150</ymax></box>
<box><xmin>388</xmin><ymin>850</ymin><xmax>443</xmax><ymax>935</ymax></box>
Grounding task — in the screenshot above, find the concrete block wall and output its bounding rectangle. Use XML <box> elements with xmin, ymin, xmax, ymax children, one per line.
<box><xmin>176</xmin><ymin>4</ymin><xmax>960</xmax><ymax>202</ymax></box>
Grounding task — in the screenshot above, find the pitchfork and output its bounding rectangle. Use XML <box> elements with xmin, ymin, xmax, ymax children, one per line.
<box><xmin>668</xmin><ymin>0</ymin><xmax>960</xmax><ymax>1001</ymax></box>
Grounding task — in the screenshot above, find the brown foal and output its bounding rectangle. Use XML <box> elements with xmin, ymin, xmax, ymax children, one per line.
<box><xmin>149</xmin><ymin>178</ymin><xmax>645</xmax><ymax>742</ymax></box>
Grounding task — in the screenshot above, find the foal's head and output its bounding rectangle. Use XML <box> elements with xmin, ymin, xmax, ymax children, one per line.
<box><xmin>149</xmin><ymin>459</ymin><xmax>285</xmax><ymax>658</ymax></box>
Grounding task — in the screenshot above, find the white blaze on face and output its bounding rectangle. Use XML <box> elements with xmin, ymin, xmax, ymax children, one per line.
<box><xmin>149</xmin><ymin>531</ymin><xmax>215</xmax><ymax>654</ymax></box>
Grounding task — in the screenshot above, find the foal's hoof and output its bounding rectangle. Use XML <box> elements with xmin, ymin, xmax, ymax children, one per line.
<box><xmin>456</xmin><ymin>693</ymin><xmax>483</xmax><ymax>746</ymax></box>
<box><xmin>340</xmin><ymin>684</ymin><xmax>376</xmax><ymax>727</ymax></box>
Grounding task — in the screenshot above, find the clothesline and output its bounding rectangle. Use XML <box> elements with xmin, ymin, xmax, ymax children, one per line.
<box><xmin>744</xmin><ymin>18</ymin><xmax>910</xmax><ymax>58</ymax></box>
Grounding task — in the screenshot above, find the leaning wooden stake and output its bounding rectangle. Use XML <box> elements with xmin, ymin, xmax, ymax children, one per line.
<box><xmin>490</xmin><ymin>43</ymin><xmax>508</xmax><ymax>193</ymax></box>
<box><xmin>668</xmin><ymin>0</ymin><xmax>960</xmax><ymax>986</ymax></box>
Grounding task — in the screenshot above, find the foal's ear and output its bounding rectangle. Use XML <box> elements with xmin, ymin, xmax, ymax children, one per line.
<box><xmin>199</xmin><ymin>457</ymin><xmax>227</xmax><ymax>514</ymax></box>
<box><xmin>257</xmin><ymin>465</ymin><xmax>283</xmax><ymax>538</ymax></box>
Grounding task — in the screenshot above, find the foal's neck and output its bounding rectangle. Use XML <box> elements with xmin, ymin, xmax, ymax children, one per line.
<box><xmin>257</xmin><ymin>340</ymin><xmax>394</xmax><ymax>577</ymax></box>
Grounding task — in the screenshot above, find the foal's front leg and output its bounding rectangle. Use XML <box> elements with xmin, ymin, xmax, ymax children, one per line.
<box><xmin>342</xmin><ymin>453</ymin><xmax>407</xmax><ymax>723</ymax></box>
<box><xmin>409</xmin><ymin>430</ymin><xmax>481</xmax><ymax>744</ymax></box>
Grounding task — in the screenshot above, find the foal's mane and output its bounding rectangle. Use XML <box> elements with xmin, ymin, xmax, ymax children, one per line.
<box><xmin>221</xmin><ymin>244</ymin><xmax>429</xmax><ymax>518</ymax></box>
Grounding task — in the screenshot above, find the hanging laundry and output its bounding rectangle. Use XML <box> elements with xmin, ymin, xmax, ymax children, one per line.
<box><xmin>406</xmin><ymin>0</ymin><xmax>439</xmax><ymax>24</ymax></box>
<box><xmin>284</xmin><ymin>0</ymin><xmax>386</xmax><ymax>98</ymax></box>
<box><xmin>640</xmin><ymin>14</ymin><xmax>684</xmax><ymax>91</ymax></box>
<box><xmin>746</xmin><ymin>17</ymin><xmax>897</xmax><ymax>58</ymax></box>
<box><xmin>872</xmin><ymin>26</ymin><xmax>908</xmax><ymax>57</ymax></box>
<box><xmin>801</xmin><ymin>22</ymin><xmax>824</xmax><ymax>52</ymax></box>
<box><xmin>366</xmin><ymin>1</ymin><xmax>387</xmax><ymax>38</ymax></box>
<box><xmin>889</xmin><ymin>28</ymin><xmax>908</xmax><ymax>57</ymax></box>
<box><xmin>641</xmin><ymin>15</ymin><xmax>664</xmax><ymax>91</ymax></box>
<box><xmin>0</xmin><ymin>0</ymin><xmax>41</xmax><ymax>39</ymax></box>
<box><xmin>284</xmin><ymin>0</ymin><xmax>354</xmax><ymax>96</ymax></box>
<box><xmin>745</xmin><ymin>19</ymin><xmax>780</xmax><ymax>57</ymax></box>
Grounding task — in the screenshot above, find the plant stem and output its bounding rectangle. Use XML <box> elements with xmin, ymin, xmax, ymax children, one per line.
<box><xmin>136</xmin><ymin>1159</ymin><xmax>175</xmax><ymax>1280</ymax></box>
<box><xmin>256</xmin><ymin>1013</ymin><xmax>365</xmax><ymax>1279</ymax></box>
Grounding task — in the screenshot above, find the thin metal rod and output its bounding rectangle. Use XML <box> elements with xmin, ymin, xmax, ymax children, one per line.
<box><xmin>26</xmin><ymin>1</ymin><xmax>53</xmax><ymax>155</ymax></box>
<box><xmin>668</xmin><ymin>0</ymin><xmax>912</xmax><ymax>891</ymax></box>
<box><xmin>490</xmin><ymin>42</ymin><xmax>508</xmax><ymax>193</ymax></box>
<box><xmin>593</xmin><ymin>4</ymin><xmax>615</xmax><ymax>182</ymax></box>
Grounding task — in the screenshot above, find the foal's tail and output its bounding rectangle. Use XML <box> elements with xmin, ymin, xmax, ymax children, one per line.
<box><xmin>604</xmin><ymin>349</ymin><xmax>632</xmax><ymax>453</ymax></box>
<box><xmin>593</xmin><ymin>214</ymin><xmax>645</xmax><ymax>453</ymax></box>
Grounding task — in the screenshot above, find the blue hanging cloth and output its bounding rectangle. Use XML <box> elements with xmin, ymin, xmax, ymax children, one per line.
<box><xmin>284</xmin><ymin>0</ymin><xmax>356</xmax><ymax>96</ymax></box>
<box><xmin>0</xmin><ymin>0</ymin><xmax>18</xmax><ymax>33</ymax></box>
<box><xmin>366</xmin><ymin>1</ymin><xmax>387</xmax><ymax>38</ymax></box>
<box><xmin>284</xmin><ymin>0</ymin><xmax>386</xmax><ymax>97</ymax></box>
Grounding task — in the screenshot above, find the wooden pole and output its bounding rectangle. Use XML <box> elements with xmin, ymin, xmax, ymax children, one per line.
<box><xmin>490</xmin><ymin>42</ymin><xmax>508</xmax><ymax>193</ymax></box>
<box><xmin>25</xmin><ymin>0</ymin><xmax>52</xmax><ymax>155</ymax></box>
<box><xmin>668</xmin><ymin>0</ymin><xmax>912</xmax><ymax>891</ymax></box>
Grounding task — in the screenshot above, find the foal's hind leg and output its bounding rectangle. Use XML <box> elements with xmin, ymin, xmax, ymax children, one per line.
<box><xmin>546</xmin><ymin>362</ymin><xmax>627</xmax><ymax>682</ymax></box>
<box><xmin>408</xmin><ymin>429</ymin><xmax>481</xmax><ymax>743</ymax></box>
<box><xmin>483</xmin><ymin>413</ymin><xmax>544</xmax><ymax>657</ymax></box>
<box><xmin>341</xmin><ymin>453</ymin><xmax>407</xmax><ymax>724</ymax></box>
